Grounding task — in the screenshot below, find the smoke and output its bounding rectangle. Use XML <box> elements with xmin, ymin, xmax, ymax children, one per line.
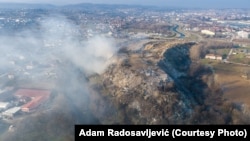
<box><xmin>0</xmin><ymin>14</ymin><xmax>117</xmax><ymax>91</ymax></box>
<box><xmin>0</xmin><ymin>14</ymin><xmax>117</xmax><ymax>140</ymax></box>
<box><xmin>0</xmin><ymin>14</ymin><xmax>116</xmax><ymax>75</ymax></box>
<box><xmin>40</xmin><ymin>15</ymin><xmax>117</xmax><ymax>75</ymax></box>
<box><xmin>62</xmin><ymin>35</ymin><xmax>116</xmax><ymax>75</ymax></box>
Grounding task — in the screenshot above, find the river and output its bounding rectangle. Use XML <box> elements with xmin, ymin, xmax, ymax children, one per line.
<box><xmin>172</xmin><ymin>25</ymin><xmax>185</xmax><ymax>38</ymax></box>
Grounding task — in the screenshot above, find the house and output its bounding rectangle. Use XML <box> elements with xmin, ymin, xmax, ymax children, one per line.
<box><xmin>215</xmin><ymin>55</ymin><xmax>223</xmax><ymax>60</ymax></box>
<box><xmin>205</xmin><ymin>54</ymin><xmax>216</xmax><ymax>59</ymax></box>
<box><xmin>14</xmin><ymin>89</ymin><xmax>51</xmax><ymax>112</ymax></box>
<box><xmin>21</xmin><ymin>96</ymin><xmax>46</xmax><ymax>112</ymax></box>
<box><xmin>205</xmin><ymin>54</ymin><xmax>222</xmax><ymax>60</ymax></box>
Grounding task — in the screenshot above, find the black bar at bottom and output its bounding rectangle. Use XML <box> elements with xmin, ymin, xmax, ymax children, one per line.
<box><xmin>75</xmin><ymin>125</ymin><xmax>250</xmax><ymax>140</ymax></box>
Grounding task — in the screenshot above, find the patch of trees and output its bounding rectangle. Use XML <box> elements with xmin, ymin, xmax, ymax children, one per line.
<box><xmin>158</xmin><ymin>42</ymin><xmax>250</xmax><ymax>124</ymax></box>
<box><xmin>161</xmin><ymin>44</ymin><xmax>192</xmax><ymax>72</ymax></box>
<box><xmin>176</xmin><ymin>62</ymin><xmax>240</xmax><ymax>124</ymax></box>
<box><xmin>184</xmin><ymin>53</ymin><xmax>250</xmax><ymax>124</ymax></box>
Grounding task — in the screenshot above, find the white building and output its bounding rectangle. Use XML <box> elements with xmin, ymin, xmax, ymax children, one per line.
<box><xmin>0</xmin><ymin>102</ymin><xmax>10</xmax><ymax>110</ymax></box>
<box><xmin>237</xmin><ymin>31</ymin><xmax>249</xmax><ymax>39</ymax></box>
<box><xmin>2</xmin><ymin>107</ymin><xmax>21</xmax><ymax>119</ymax></box>
<box><xmin>205</xmin><ymin>54</ymin><xmax>222</xmax><ymax>60</ymax></box>
<box><xmin>201</xmin><ymin>30</ymin><xmax>215</xmax><ymax>36</ymax></box>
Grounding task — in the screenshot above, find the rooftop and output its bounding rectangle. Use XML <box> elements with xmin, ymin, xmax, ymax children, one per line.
<box><xmin>2</xmin><ymin>107</ymin><xmax>20</xmax><ymax>115</ymax></box>
<box><xmin>14</xmin><ymin>89</ymin><xmax>51</xmax><ymax>112</ymax></box>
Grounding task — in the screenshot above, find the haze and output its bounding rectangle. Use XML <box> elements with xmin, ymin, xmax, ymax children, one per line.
<box><xmin>0</xmin><ymin>0</ymin><xmax>249</xmax><ymax>8</ymax></box>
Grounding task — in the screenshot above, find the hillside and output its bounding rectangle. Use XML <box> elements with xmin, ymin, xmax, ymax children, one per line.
<box><xmin>87</xmin><ymin>40</ymin><xmax>249</xmax><ymax>124</ymax></box>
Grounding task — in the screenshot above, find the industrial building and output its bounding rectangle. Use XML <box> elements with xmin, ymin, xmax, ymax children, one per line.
<box><xmin>14</xmin><ymin>89</ymin><xmax>51</xmax><ymax>112</ymax></box>
<box><xmin>201</xmin><ymin>30</ymin><xmax>215</xmax><ymax>36</ymax></box>
<box><xmin>2</xmin><ymin>107</ymin><xmax>20</xmax><ymax>119</ymax></box>
<box><xmin>0</xmin><ymin>102</ymin><xmax>10</xmax><ymax>111</ymax></box>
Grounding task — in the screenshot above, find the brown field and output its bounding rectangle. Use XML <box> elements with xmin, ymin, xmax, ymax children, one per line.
<box><xmin>217</xmin><ymin>71</ymin><xmax>250</xmax><ymax>104</ymax></box>
<box><xmin>211</xmin><ymin>62</ymin><xmax>250</xmax><ymax>106</ymax></box>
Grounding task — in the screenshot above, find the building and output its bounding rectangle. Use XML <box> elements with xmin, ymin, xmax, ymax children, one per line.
<box><xmin>21</xmin><ymin>96</ymin><xmax>46</xmax><ymax>112</ymax></box>
<box><xmin>2</xmin><ymin>107</ymin><xmax>20</xmax><ymax>119</ymax></box>
<box><xmin>237</xmin><ymin>31</ymin><xmax>249</xmax><ymax>39</ymax></box>
<box><xmin>0</xmin><ymin>102</ymin><xmax>10</xmax><ymax>111</ymax></box>
<box><xmin>201</xmin><ymin>30</ymin><xmax>215</xmax><ymax>36</ymax></box>
<box><xmin>14</xmin><ymin>89</ymin><xmax>51</xmax><ymax>112</ymax></box>
<box><xmin>205</xmin><ymin>54</ymin><xmax>222</xmax><ymax>60</ymax></box>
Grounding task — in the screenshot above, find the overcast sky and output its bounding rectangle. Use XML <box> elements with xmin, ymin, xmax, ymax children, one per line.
<box><xmin>0</xmin><ymin>0</ymin><xmax>249</xmax><ymax>8</ymax></box>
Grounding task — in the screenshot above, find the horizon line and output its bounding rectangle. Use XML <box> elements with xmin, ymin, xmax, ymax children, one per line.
<box><xmin>0</xmin><ymin>2</ymin><xmax>249</xmax><ymax>9</ymax></box>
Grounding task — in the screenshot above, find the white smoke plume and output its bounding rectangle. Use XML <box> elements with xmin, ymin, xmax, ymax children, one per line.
<box><xmin>62</xmin><ymin>35</ymin><xmax>116</xmax><ymax>74</ymax></box>
<box><xmin>0</xmin><ymin>14</ymin><xmax>116</xmax><ymax>141</ymax></box>
<box><xmin>40</xmin><ymin>15</ymin><xmax>117</xmax><ymax>75</ymax></box>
